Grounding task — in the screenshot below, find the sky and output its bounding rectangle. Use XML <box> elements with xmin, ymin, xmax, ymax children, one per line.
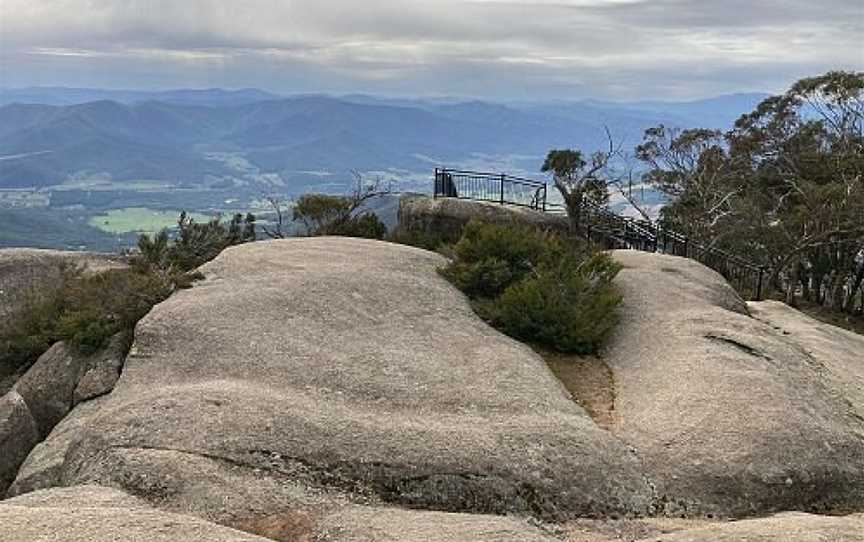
<box><xmin>0</xmin><ymin>0</ymin><xmax>862</xmax><ymax>101</ymax></box>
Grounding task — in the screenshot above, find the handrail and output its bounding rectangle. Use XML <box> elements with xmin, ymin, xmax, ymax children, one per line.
<box><xmin>432</xmin><ymin>168</ymin><xmax>766</xmax><ymax>300</ymax></box>
<box><xmin>436</xmin><ymin>168</ymin><xmax>546</xmax><ymax>187</ymax></box>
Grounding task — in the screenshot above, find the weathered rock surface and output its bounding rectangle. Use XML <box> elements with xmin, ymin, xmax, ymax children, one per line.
<box><xmin>563</xmin><ymin>513</ymin><xmax>864</xmax><ymax>541</ymax></box>
<box><xmin>72</xmin><ymin>334</ymin><xmax>129</xmax><ymax>405</ymax></box>
<box><xmin>6</xmin><ymin>238</ymin><xmax>864</xmax><ymax>540</ymax></box>
<box><xmin>605</xmin><ymin>250</ymin><xmax>864</xmax><ymax>517</ymax></box>
<box><xmin>748</xmin><ymin>300</ymin><xmax>864</xmax><ymax>419</ymax></box>
<box><xmin>0</xmin><ymin>486</ymin><xmax>274</xmax><ymax>542</ymax></box>
<box><xmin>13</xmin><ymin>342</ymin><xmax>88</xmax><ymax>438</ymax></box>
<box><xmin>12</xmin><ymin>333</ymin><xmax>128</xmax><ymax>438</ymax></box>
<box><xmin>637</xmin><ymin>512</ymin><xmax>864</xmax><ymax>542</ymax></box>
<box><xmin>0</xmin><ymin>391</ymin><xmax>39</xmax><ymax>493</ymax></box>
<box><xmin>398</xmin><ymin>194</ymin><xmax>568</xmax><ymax>241</ymax></box>
<box><xmin>314</xmin><ymin>506</ymin><xmax>559</xmax><ymax>541</ymax></box>
<box><xmin>1</xmin><ymin>335</ymin><xmax>128</xmax><ymax>495</ymax></box>
<box><xmin>14</xmin><ymin>238</ymin><xmax>653</xmax><ymax>520</ymax></box>
<box><xmin>6</xmin><ymin>397</ymin><xmax>108</xmax><ymax>498</ymax></box>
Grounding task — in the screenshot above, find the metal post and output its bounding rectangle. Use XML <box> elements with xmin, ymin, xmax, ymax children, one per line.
<box><xmin>434</xmin><ymin>168</ymin><xmax>439</xmax><ymax>198</ymax></box>
<box><xmin>500</xmin><ymin>173</ymin><xmax>505</xmax><ymax>204</ymax></box>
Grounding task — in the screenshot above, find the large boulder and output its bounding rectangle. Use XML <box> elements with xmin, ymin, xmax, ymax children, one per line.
<box><xmin>0</xmin><ymin>391</ymin><xmax>39</xmax><ymax>493</ymax></box>
<box><xmin>605</xmin><ymin>250</ymin><xmax>864</xmax><ymax>517</ymax></box>
<box><xmin>13</xmin><ymin>334</ymin><xmax>128</xmax><ymax>438</ymax></box>
<box><xmin>398</xmin><ymin>194</ymin><xmax>568</xmax><ymax>241</ymax></box>
<box><xmin>13</xmin><ymin>238</ymin><xmax>653</xmax><ymax>521</ymax></box>
<box><xmin>6</xmin><ymin>397</ymin><xmax>108</xmax><ymax>498</ymax></box>
<box><xmin>1</xmin><ymin>335</ymin><xmax>128</xmax><ymax>496</ymax></box>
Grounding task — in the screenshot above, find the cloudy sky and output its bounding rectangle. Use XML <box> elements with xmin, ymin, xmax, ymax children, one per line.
<box><xmin>0</xmin><ymin>0</ymin><xmax>861</xmax><ymax>100</ymax></box>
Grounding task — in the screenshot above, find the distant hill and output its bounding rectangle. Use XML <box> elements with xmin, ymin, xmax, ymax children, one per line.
<box><xmin>0</xmin><ymin>87</ymin><xmax>282</xmax><ymax>107</ymax></box>
<box><xmin>0</xmin><ymin>90</ymin><xmax>771</xmax><ymax>191</ymax></box>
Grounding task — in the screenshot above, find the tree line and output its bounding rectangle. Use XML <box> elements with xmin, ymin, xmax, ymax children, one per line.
<box><xmin>544</xmin><ymin>71</ymin><xmax>864</xmax><ymax>314</ymax></box>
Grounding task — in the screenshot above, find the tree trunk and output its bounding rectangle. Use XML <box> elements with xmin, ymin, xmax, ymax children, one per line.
<box><xmin>564</xmin><ymin>190</ymin><xmax>584</xmax><ymax>237</ymax></box>
<box><xmin>799</xmin><ymin>263</ymin><xmax>811</xmax><ymax>301</ymax></box>
<box><xmin>844</xmin><ymin>263</ymin><xmax>864</xmax><ymax>314</ymax></box>
<box><xmin>785</xmin><ymin>261</ymin><xmax>800</xmax><ymax>307</ymax></box>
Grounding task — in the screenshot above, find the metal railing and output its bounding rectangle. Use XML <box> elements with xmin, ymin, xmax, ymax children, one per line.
<box><xmin>434</xmin><ymin>168</ymin><xmax>547</xmax><ymax>211</ymax></box>
<box><xmin>433</xmin><ymin>168</ymin><xmax>766</xmax><ymax>300</ymax></box>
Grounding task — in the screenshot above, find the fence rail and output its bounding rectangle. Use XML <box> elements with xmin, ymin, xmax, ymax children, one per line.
<box><xmin>434</xmin><ymin>168</ymin><xmax>547</xmax><ymax>211</ymax></box>
<box><xmin>434</xmin><ymin>168</ymin><xmax>766</xmax><ymax>300</ymax></box>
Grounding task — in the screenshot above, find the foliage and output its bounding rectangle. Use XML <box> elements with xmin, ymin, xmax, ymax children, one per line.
<box><xmin>542</xmin><ymin>148</ymin><xmax>612</xmax><ymax>233</ymax></box>
<box><xmin>326</xmin><ymin>211</ymin><xmax>387</xmax><ymax>239</ymax></box>
<box><xmin>132</xmin><ymin>211</ymin><xmax>256</xmax><ymax>273</ymax></box>
<box><xmin>386</xmin><ymin>226</ymin><xmax>454</xmax><ymax>251</ymax></box>
<box><xmin>440</xmin><ymin>220</ymin><xmax>567</xmax><ymax>298</ymax></box>
<box><xmin>1</xmin><ymin>211</ymin><xmax>257</xmax><ymax>376</ymax></box>
<box><xmin>440</xmin><ymin>220</ymin><xmax>622</xmax><ymax>353</ymax></box>
<box><xmin>0</xmin><ymin>265</ymin><xmax>168</xmax><ymax>376</ymax></box>
<box><xmin>263</xmin><ymin>173</ymin><xmax>390</xmax><ymax>240</ymax></box>
<box><xmin>482</xmin><ymin>252</ymin><xmax>622</xmax><ymax>354</ymax></box>
<box><xmin>635</xmin><ymin>126</ymin><xmax>739</xmax><ymax>244</ymax></box>
<box><xmin>291</xmin><ymin>194</ymin><xmax>387</xmax><ymax>239</ymax></box>
<box><xmin>636</xmin><ymin>70</ymin><xmax>864</xmax><ymax>313</ymax></box>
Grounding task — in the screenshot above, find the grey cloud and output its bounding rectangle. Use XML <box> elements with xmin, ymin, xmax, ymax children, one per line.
<box><xmin>0</xmin><ymin>0</ymin><xmax>860</xmax><ymax>99</ymax></box>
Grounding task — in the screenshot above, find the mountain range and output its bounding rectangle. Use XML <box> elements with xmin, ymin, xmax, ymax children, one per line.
<box><xmin>0</xmin><ymin>87</ymin><xmax>768</xmax><ymax>192</ymax></box>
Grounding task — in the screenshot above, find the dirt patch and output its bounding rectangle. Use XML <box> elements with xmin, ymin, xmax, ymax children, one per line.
<box><xmin>539</xmin><ymin>350</ymin><xmax>616</xmax><ymax>429</ymax></box>
<box><xmin>230</xmin><ymin>510</ymin><xmax>318</xmax><ymax>542</ymax></box>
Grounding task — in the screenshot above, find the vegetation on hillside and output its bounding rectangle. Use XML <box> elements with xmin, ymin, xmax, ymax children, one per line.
<box><xmin>636</xmin><ymin>71</ymin><xmax>864</xmax><ymax>315</ymax></box>
<box><xmin>0</xmin><ymin>212</ymin><xmax>256</xmax><ymax>378</ymax></box>
<box><xmin>441</xmin><ymin>220</ymin><xmax>622</xmax><ymax>354</ymax></box>
<box><xmin>544</xmin><ymin>70</ymin><xmax>864</xmax><ymax>324</ymax></box>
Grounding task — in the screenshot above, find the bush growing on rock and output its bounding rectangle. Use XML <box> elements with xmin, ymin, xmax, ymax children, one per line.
<box><xmin>0</xmin><ymin>266</ymin><xmax>169</xmax><ymax>370</ymax></box>
<box><xmin>441</xmin><ymin>220</ymin><xmax>622</xmax><ymax>353</ymax></box>
<box><xmin>440</xmin><ymin>220</ymin><xmax>567</xmax><ymax>298</ymax></box>
<box><xmin>386</xmin><ymin>225</ymin><xmax>460</xmax><ymax>252</ymax></box>
<box><xmin>292</xmin><ymin>194</ymin><xmax>387</xmax><ymax>239</ymax></box>
<box><xmin>133</xmin><ymin>211</ymin><xmax>256</xmax><ymax>273</ymax></box>
<box><xmin>0</xmin><ymin>212</ymin><xmax>256</xmax><ymax>373</ymax></box>
<box><xmin>483</xmin><ymin>252</ymin><xmax>622</xmax><ymax>353</ymax></box>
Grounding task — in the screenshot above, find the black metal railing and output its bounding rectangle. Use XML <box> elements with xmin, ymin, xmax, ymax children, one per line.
<box><xmin>434</xmin><ymin>168</ymin><xmax>547</xmax><ymax>211</ymax></box>
<box><xmin>434</xmin><ymin>168</ymin><xmax>766</xmax><ymax>300</ymax></box>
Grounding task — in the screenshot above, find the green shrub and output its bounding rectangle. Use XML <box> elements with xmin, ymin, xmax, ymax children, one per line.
<box><xmin>439</xmin><ymin>219</ymin><xmax>569</xmax><ymax>298</ymax></box>
<box><xmin>482</xmin><ymin>252</ymin><xmax>622</xmax><ymax>353</ymax></box>
<box><xmin>133</xmin><ymin>211</ymin><xmax>256</xmax><ymax>273</ymax></box>
<box><xmin>0</xmin><ymin>266</ymin><xmax>173</xmax><ymax>368</ymax></box>
<box><xmin>440</xmin><ymin>220</ymin><xmax>622</xmax><ymax>354</ymax></box>
<box><xmin>387</xmin><ymin>226</ymin><xmax>454</xmax><ymax>251</ymax></box>
<box><xmin>1</xmin><ymin>211</ymin><xmax>256</xmax><ymax>374</ymax></box>
<box><xmin>293</xmin><ymin>194</ymin><xmax>353</xmax><ymax>233</ymax></box>
<box><xmin>327</xmin><ymin>212</ymin><xmax>387</xmax><ymax>240</ymax></box>
<box><xmin>291</xmin><ymin>193</ymin><xmax>387</xmax><ymax>240</ymax></box>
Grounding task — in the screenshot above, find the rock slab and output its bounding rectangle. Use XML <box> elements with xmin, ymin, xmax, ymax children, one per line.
<box><xmin>605</xmin><ymin>250</ymin><xmax>864</xmax><ymax>516</ymax></box>
<box><xmin>0</xmin><ymin>391</ymin><xmax>39</xmax><ymax>493</ymax></box>
<box><xmin>14</xmin><ymin>238</ymin><xmax>653</xmax><ymax>520</ymax></box>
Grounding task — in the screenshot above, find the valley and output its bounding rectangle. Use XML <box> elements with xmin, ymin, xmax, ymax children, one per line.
<box><xmin>0</xmin><ymin>88</ymin><xmax>763</xmax><ymax>249</ymax></box>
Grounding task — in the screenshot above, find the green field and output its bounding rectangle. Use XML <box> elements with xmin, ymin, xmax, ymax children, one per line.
<box><xmin>89</xmin><ymin>208</ymin><xmax>212</xmax><ymax>234</ymax></box>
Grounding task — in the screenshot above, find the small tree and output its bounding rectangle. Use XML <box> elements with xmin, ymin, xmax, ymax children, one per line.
<box><xmin>264</xmin><ymin>172</ymin><xmax>391</xmax><ymax>239</ymax></box>
<box><xmin>542</xmin><ymin>129</ymin><xmax>625</xmax><ymax>235</ymax></box>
